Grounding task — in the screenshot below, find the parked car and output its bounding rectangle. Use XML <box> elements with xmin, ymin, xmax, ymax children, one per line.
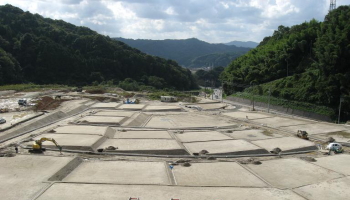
<box><xmin>0</xmin><ymin>118</ymin><xmax>6</xmax><ymax>124</ymax></box>
<box><xmin>326</xmin><ymin>143</ymin><xmax>343</xmax><ymax>151</ymax></box>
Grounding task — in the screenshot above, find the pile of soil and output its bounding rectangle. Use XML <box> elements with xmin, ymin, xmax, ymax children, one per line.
<box><xmin>34</xmin><ymin>96</ymin><xmax>69</xmax><ymax>111</ymax></box>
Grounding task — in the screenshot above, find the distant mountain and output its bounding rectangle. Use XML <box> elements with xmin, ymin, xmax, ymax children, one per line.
<box><xmin>225</xmin><ymin>41</ymin><xmax>258</xmax><ymax>48</ymax></box>
<box><xmin>0</xmin><ymin>4</ymin><xmax>197</xmax><ymax>90</ymax></box>
<box><xmin>188</xmin><ymin>52</ymin><xmax>241</xmax><ymax>68</ymax></box>
<box><xmin>114</xmin><ymin>38</ymin><xmax>250</xmax><ymax>68</ymax></box>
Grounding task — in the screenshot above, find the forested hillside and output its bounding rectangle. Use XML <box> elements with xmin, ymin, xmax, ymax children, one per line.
<box><xmin>114</xmin><ymin>38</ymin><xmax>250</xmax><ymax>68</ymax></box>
<box><xmin>0</xmin><ymin>4</ymin><xmax>197</xmax><ymax>90</ymax></box>
<box><xmin>188</xmin><ymin>52</ymin><xmax>241</xmax><ymax>69</ymax></box>
<box><xmin>221</xmin><ymin>6</ymin><xmax>350</xmax><ymax>119</ymax></box>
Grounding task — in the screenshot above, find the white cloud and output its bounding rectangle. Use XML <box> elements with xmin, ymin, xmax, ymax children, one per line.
<box><xmin>0</xmin><ymin>0</ymin><xmax>348</xmax><ymax>43</ymax></box>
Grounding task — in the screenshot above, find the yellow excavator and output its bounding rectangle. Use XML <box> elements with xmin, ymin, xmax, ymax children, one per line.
<box><xmin>29</xmin><ymin>137</ymin><xmax>62</xmax><ymax>153</ymax></box>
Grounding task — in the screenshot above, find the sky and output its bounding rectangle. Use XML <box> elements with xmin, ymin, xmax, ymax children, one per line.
<box><xmin>1</xmin><ymin>0</ymin><xmax>349</xmax><ymax>43</ymax></box>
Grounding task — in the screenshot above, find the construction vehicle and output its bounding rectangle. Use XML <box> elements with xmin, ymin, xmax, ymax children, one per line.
<box><xmin>297</xmin><ymin>130</ymin><xmax>309</xmax><ymax>140</ymax></box>
<box><xmin>29</xmin><ymin>137</ymin><xmax>62</xmax><ymax>153</ymax></box>
<box><xmin>326</xmin><ymin>142</ymin><xmax>343</xmax><ymax>154</ymax></box>
<box><xmin>18</xmin><ymin>99</ymin><xmax>27</xmax><ymax>106</ymax></box>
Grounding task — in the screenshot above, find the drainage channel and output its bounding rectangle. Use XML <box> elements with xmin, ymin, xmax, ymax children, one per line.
<box><xmin>18</xmin><ymin>143</ymin><xmax>317</xmax><ymax>159</ymax></box>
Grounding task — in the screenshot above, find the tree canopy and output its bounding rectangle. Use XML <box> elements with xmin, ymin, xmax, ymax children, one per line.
<box><xmin>221</xmin><ymin>6</ymin><xmax>350</xmax><ymax>118</ymax></box>
<box><xmin>0</xmin><ymin>4</ymin><xmax>197</xmax><ymax>90</ymax></box>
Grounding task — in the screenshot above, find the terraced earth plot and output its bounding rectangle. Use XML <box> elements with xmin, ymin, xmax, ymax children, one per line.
<box><xmin>90</xmin><ymin>102</ymin><xmax>120</xmax><ymax>109</ymax></box>
<box><xmin>143</xmin><ymin>105</ymin><xmax>182</xmax><ymax>112</ymax></box>
<box><xmin>51</xmin><ymin>125</ymin><xmax>116</xmax><ymax>137</ymax></box>
<box><xmin>0</xmin><ymin>155</ymin><xmax>75</xmax><ymax>200</ymax></box>
<box><xmin>226</xmin><ymin>129</ymin><xmax>283</xmax><ymax>141</ymax></box>
<box><xmin>293</xmin><ymin>176</ymin><xmax>350</xmax><ymax>200</ymax></box>
<box><xmin>92</xmin><ymin>110</ymin><xmax>135</xmax><ymax>117</ymax></box>
<box><xmin>311</xmin><ymin>130</ymin><xmax>350</xmax><ymax>143</ymax></box>
<box><xmin>183</xmin><ymin>139</ymin><xmax>269</xmax><ymax>155</ymax></box>
<box><xmin>98</xmin><ymin>138</ymin><xmax>188</xmax><ymax>155</ymax></box>
<box><xmin>172</xmin><ymin>162</ymin><xmax>268</xmax><ymax>187</ymax></box>
<box><xmin>114</xmin><ymin>130</ymin><xmax>173</xmax><ymax>139</ymax></box>
<box><xmin>35</xmin><ymin>183</ymin><xmax>306</xmax><ymax>200</ymax></box>
<box><xmin>312</xmin><ymin>154</ymin><xmax>350</xmax><ymax>175</ymax></box>
<box><xmin>246</xmin><ymin>158</ymin><xmax>343</xmax><ymax>189</ymax></box>
<box><xmin>63</xmin><ymin>161</ymin><xmax>170</xmax><ymax>185</ymax></box>
<box><xmin>174</xmin><ymin>131</ymin><xmax>232</xmax><ymax>142</ymax></box>
<box><xmin>145</xmin><ymin>113</ymin><xmax>236</xmax><ymax>128</ymax></box>
<box><xmin>252</xmin><ymin>116</ymin><xmax>315</xmax><ymax>128</ymax></box>
<box><xmin>31</xmin><ymin>133</ymin><xmax>107</xmax><ymax>151</ymax></box>
<box><xmin>282</xmin><ymin>122</ymin><xmax>348</xmax><ymax>135</ymax></box>
<box><xmin>223</xmin><ymin>111</ymin><xmax>273</xmax><ymax>120</ymax></box>
<box><xmin>118</xmin><ymin>104</ymin><xmax>146</xmax><ymax>110</ymax></box>
<box><xmin>76</xmin><ymin>116</ymin><xmax>127</xmax><ymax>126</ymax></box>
<box><xmin>251</xmin><ymin>137</ymin><xmax>317</xmax><ymax>152</ymax></box>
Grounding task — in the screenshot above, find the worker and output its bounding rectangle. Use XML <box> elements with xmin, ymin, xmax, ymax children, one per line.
<box><xmin>15</xmin><ymin>146</ymin><xmax>18</xmax><ymax>153</ymax></box>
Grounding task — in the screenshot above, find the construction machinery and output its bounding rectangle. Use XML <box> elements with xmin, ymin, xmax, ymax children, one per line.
<box><xmin>29</xmin><ymin>137</ymin><xmax>62</xmax><ymax>153</ymax></box>
<box><xmin>326</xmin><ymin>142</ymin><xmax>343</xmax><ymax>154</ymax></box>
<box><xmin>297</xmin><ymin>130</ymin><xmax>309</xmax><ymax>140</ymax></box>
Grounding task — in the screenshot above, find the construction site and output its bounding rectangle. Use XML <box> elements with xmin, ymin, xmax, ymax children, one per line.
<box><xmin>1</xmin><ymin>90</ymin><xmax>350</xmax><ymax>200</ymax></box>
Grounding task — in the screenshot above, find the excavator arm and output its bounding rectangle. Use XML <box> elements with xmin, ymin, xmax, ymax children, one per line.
<box><xmin>32</xmin><ymin>137</ymin><xmax>62</xmax><ymax>153</ymax></box>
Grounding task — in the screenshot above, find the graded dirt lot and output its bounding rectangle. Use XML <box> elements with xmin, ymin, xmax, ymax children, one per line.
<box><xmin>174</xmin><ymin>131</ymin><xmax>232</xmax><ymax>142</ymax></box>
<box><xmin>90</xmin><ymin>102</ymin><xmax>120</xmax><ymax>109</ymax></box>
<box><xmin>282</xmin><ymin>122</ymin><xmax>348</xmax><ymax>135</ymax></box>
<box><xmin>1</xmin><ymin>91</ymin><xmax>349</xmax><ymax>200</ymax></box>
<box><xmin>293</xmin><ymin>176</ymin><xmax>350</xmax><ymax>200</ymax></box>
<box><xmin>252</xmin><ymin>116</ymin><xmax>315</xmax><ymax>128</ymax></box>
<box><xmin>251</xmin><ymin>137</ymin><xmax>317</xmax><ymax>152</ymax></box>
<box><xmin>312</xmin><ymin>154</ymin><xmax>350</xmax><ymax>175</ymax></box>
<box><xmin>52</xmin><ymin>125</ymin><xmax>115</xmax><ymax>137</ymax></box>
<box><xmin>98</xmin><ymin>138</ymin><xmax>187</xmax><ymax>154</ymax></box>
<box><xmin>32</xmin><ymin>133</ymin><xmax>105</xmax><ymax>151</ymax></box>
<box><xmin>35</xmin><ymin>183</ymin><xmax>306</xmax><ymax>200</ymax></box>
<box><xmin>223</xmin><ymin>111</ymin><xmax>273</xmax><ymax>120</ymax></box>
<box><xmin>226</xmin><ymin>129</ymin><xmax>284</xmax><ymax>141</ymax></box>
<box><xmin>143</xmin><ymin>105</ymin><xmax>182</xmax><ymax>112</ymax></box>
<box><xmin>118</xmin><ymin>104</ymin><xmax>146</xmax><ymax>110</ymax></box>
<box><xmin>91</xmin><ymin>110</ymin><xmax>135</xmax><ymax>117</ymax></box>
<box><xmin>183</xmin><ymin>139</ymin><xmax>268</xmax><ymax>155</ymax></box>
<box><xmin>145</xmin><ymin>113</ymin><xmax>236</xmax><ymax>128</ymax></box>
<box><xmin>0</xmin><ymin>155</ymin><xmax>74</xmax><ymax>200</ymax></box>
<box><xmin>172</xmin><ymin>162</ymin><xmax>268</xmax><ymax>187</ymax></box>
<box><xmin>63</xmin><ymin>161</ymin><xmax>170</xmax><ymax>185</ymax></box>
<box><xmin>77</xmin><ymin>115</ymin><xmax>127</xmax><ymax>125</ymax></box>
<box><xmin>114</xmin><ymin>130</ymin><xmax>172</xmax><ymax>139</ymax></box>
<box><xmin>246</xmin><ymin>158</ymin><xmax>343</xmax><ymax>189</ymax></box>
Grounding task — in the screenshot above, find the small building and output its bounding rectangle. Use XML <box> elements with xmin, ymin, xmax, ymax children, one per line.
<box><xmin>160</xmin><ymin>96</ymin><xmax>178</xmax><ymax>102</ymax></box>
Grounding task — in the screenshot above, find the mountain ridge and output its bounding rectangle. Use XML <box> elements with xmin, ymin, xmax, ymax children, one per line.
<box><xmin>113</xmin><ymin>37</ymin><xmax>251</xmax><ymax>68</ymax></box>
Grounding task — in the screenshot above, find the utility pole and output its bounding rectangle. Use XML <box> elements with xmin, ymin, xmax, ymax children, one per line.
<box><xmin>285</xmin><ymin>58</ymin><xmax>289</xmax><ymax>77</ymax></box>
<box><xmin>221</xmin><ymin>81</ymin><xmax>223</xmax><ymax>103</ymax></box>
<box><xmin>250</xmin><ymin>82</ymin><xmax>256</xmax><ymax>111</ymax></box>
<box><xmin>338</xmin><ymin>96</ymin><xmax>344</xmax><ymax>124</ymax></box>
<box><xmin>329</xmin><ymin>0</ymin><xmax>336</xmax><ymax>12</ymax></box>
<box><xmin>268</xmin><ymin>88</ymin><xmax>271</xmax><ymax>113</ymax></box>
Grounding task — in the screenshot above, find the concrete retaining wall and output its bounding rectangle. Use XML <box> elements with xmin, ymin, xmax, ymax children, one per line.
<box><xmin>227</xmin><ymin>96</ymin><xmax>332</xmax><ymax>122</ymax></box>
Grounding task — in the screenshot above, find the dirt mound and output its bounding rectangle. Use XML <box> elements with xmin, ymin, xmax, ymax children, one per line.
<box><xmin>300</xmin><ymin>156</ymin><xmax>317</xmax><ymax>162</ymax></box>
<box><xmin>239</xmin><ymin>158</ymin><xmax>262</xmax><ymax>165</ymax></box>
<box><xmin>271</xmin><ymin>147</ymin><xmax>282</xmax><ymax>154</ymax></box>
<box><xmin>327</xmin><ymin>137</ymin><xmax>335</xmax><ymax>143</ymax></box>
<box><xmin>181</xmin><ymin>162</ymin><xmax>191</xmax><ymax>167</ymax></box>
<box><xmin>199</xmin><ymin>150</ymin><xmax>209</xmax><ymax>155</ymax></box>
<box><xmin>34</xmin><ymin>96</ymin><xmax>69</xmax><ymax>111</ymax></box>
